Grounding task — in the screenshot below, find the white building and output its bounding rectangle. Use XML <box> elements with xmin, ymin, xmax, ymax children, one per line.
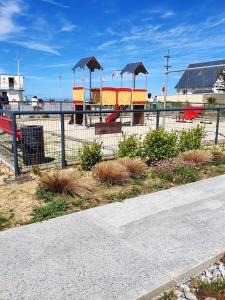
<box><xmin>175</xmin><ymin>59</ymin><xmax>225</xmax><ymax>95</ymax></box>
<box><xmin>0</xmin><ymin>74</ymin><xmax>24</xmax><ymax>101</ymax></box>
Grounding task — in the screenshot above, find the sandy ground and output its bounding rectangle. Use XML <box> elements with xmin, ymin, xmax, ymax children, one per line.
<box><xmin>0</xmin><ymin>164</ymin><xmax>38</xmax><ymax>225</ymax></box>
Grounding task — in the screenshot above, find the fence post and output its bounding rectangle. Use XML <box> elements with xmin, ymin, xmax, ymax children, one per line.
<box><xmin>11</xmin><ymin>113</ymin><xmax>20</xmax><ymax>176</ymax></box>
<box><xmin>156</xmin><ymin>110</ymin><xmax>160</xmax><ymax>129</ymax></box>
<box><xmin>215</xmin><ymin>109</ymin><xmax>220</xmax><ymax>145</ymax></box>
<box><xmin>60</xmin><ymin>112</ymin><xmax>66</xmax><ymax>168</ymax></box>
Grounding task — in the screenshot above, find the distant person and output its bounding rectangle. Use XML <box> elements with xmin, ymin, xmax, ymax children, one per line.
<box><xmin>2</xmin><ymin>92</ymin><xmax>10</xmax><ymax>111</ymax></box>
<box><xmin>38</xmin><ymin>98</ymin><xmax>44</xmax><ymax>110</ymax></box>
<box><xmin>31</xmin><ymin>96</ymin><xmax>38</xmax><ymax>110</ymax></box>
<box><xmin>153</xmin><ymin>96</ymin><xmax>158</xmax><ymax>110</ymax></box>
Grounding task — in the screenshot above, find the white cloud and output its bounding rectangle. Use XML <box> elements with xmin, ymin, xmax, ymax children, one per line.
<box><xmin>44</xmin><ymin>63</ymin><xmax>69</xmax><ymax>67</ymax></box>
<box><xmin>60</xmin><ymin>23</ymin><xmax>77</xmax><ymax>32</ymax></box>
<box><xmin>97</xmin><ymin>40</ymin><xmax>118</xmax><ymax>50</ymax></box>
<box><xmin>13</xmin><ymin>41</ymin><xmax>60</xmax><ymax>55</ymax></box>
<box><xmin>40</xmin><ymin>0</ymin><xmax>68</xmax><ymax>8</ymax></box>
<box><xmin>0</xmin><ymin>0</ymin><xmax>24</xmax><ymax>40</ymax></box>
<box><xmin>161</xmin><ymin>11</ymin><xmax>175</xmax><ymax>18</ymax></box>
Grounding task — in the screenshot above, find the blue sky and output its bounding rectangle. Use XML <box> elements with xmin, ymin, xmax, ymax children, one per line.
<box><xmin>1</xmin><ymin>0</ymin><xmax>225</xmax><ymax>99</ymax></box>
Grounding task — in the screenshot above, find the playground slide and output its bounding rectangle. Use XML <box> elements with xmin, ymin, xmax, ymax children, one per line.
<box><xmin>105</xmin><ymin>111</ymin><xmax>120</xmax><ymax>123</ymax></box>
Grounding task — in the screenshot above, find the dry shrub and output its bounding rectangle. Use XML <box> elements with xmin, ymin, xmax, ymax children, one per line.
<box><xmin>40</xmin><ymin>170</ymin><xmax>91</xmax><ymax>197</ymax></box>
<box><xmin>178</xmin><ymin>149</ymin><xmax>211</xmax><ymax>166</ymax></box>
<box><xmin>118</xmin><ymin>158</ymin><xmax>147</xmax><ymax>177</ymax></box>
<box><xmin>211</xmin><ymin>149</ymin><xmax>225</xmax><ymax>162</ymax></box>
<box><xmin>93</xmin><ymin>161</ymin><xmax>129</xmax><ymax>185</ymax></box>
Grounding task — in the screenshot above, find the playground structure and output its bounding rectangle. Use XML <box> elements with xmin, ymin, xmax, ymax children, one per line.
<box><xmin>72</xmin><ymin>56</ymin><xmax>148</xmax><ymax>126</ymax></box>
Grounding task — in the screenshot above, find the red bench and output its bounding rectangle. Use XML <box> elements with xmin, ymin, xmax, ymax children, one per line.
<box><xmin>0</xmin><ymin>116</ymin><xmax>22</xmax><ymax>140</ymax></box>
<box><xmin>176</xmin><ymin>106</ymin><xmax>204</xmax><ymax>122</ymax></box>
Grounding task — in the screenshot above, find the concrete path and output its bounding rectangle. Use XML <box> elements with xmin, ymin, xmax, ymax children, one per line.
<box><xmin>1</xmin><ymin>175</ymin><xmax>225</xmax><ymax>300</ymax></box>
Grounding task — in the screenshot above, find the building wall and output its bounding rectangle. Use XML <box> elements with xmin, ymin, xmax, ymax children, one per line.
<box><xmin>157</xmin><ymin>93</ymin><xmax>225</xmax><ymax>104</ymax></box>
<box><xmin>0</xmin><ymin>75</ymin><xmax>24</xmax><ymax>101</ymax></box>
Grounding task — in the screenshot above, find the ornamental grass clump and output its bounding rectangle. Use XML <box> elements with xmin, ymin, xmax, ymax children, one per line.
<box><xmin>118</xmin><ymin>158</ymin><xmax>147</xmax><ymax>178</ymax></box>
<box><xmin>178</xmin><ymin>149</ymin><xmax>211</xmax><ymax>166</ymax></box>
<box><xmin>211</xmin><ymin>149</ymin><xmax>225</xmax><ymax>163</ymax></box>
<box><xmin>93</xmin><ymin>161</ymin><xmax>129</xmax><ymax>185</ymax></box>
<box><xmin>39</xmin><ymin>170</ymin><xmax>90</xmax><ymax>197</ymax></box>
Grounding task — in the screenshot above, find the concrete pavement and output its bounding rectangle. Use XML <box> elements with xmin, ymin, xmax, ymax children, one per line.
<box><xmin>1</xmin><ymin>175</ymin><xmax>225</xmax><ymax>300</ymax></box>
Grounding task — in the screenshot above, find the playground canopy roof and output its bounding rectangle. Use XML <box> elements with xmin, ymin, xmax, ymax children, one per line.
<box><xmin>121</xmin><ymin>62</ymin><xmax>148</xmax><ymax>75</ymax></box>
<box><xmin>72</xmin><ymin>56</ymin><xmax>103</xmax><ymax>72</ymax></box>
<box><xmin>175</xmin><ymin>59</ymin><xmax>225</xmax><ymax>90</ymax></box>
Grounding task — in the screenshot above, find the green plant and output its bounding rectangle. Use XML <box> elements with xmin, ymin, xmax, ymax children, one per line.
<box><xmin>93</xmin><ymin>161</ymin><xmax>129</xmax><ymax>185</ymax></box>
<box><xmin>0</xmin><ymin>214</ymin><xmax>9</xmax><ymax>230</ymax></box>
<box><xmin>178</xmin><ymin>125</ymin><xmax>205</xmax><ymax>152</ymax></box>
<box><xmin>174</xmin><ymin>166</ymin><xmax>199</xmax><ymax>184</ymax></box>
<box><xmin>207</xmin><ymin>96</ymin><xmax>217</xmax><ymax>105</ymax></box>
<box><xmin>31</xmin><ymin>200</ymin><xmax>67</xmax><ymax>222</ymax></box>
<box><xmin>155</xmin><ymin>159</ymin><xmax>199</xmax><ymax>184</ymax></box>
<box><xmin>78</xmin><ymin>141</ymin><xmax>102</xmax><ymax>170</ymax></box>
<box><xmin>118</xmin><ymin>158</ymin><xmax>147</xmax><ymax>177</ymax></box>
<box><xmin>36</xmin><ymin>186</ymin><xmax>56</xmax><ymax>202</ymax></box>
<box><xmin>197</xmin><ymin>279</ymin><xmax>225</xmax><ymax>299</ymax></box>
<box><xmin>116</xmin><ymin>135</ymin><xmax>142</xmax><ymax>158</ymax></box>
<box><xmin>143</xmin><ymin>128</ymin><xmax>177</xmax><ymax>163</ymax></box>
<box><xmin>163</xmin><ymin>290</ymin><xmax>176</xmax><ymax>300</ymax></box>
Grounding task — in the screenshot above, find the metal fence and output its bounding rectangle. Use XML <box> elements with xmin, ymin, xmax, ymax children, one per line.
<box><xmin>0</xmin><ymin>106</ymin><xmax>225</xmax><ymax>175</ymax></box>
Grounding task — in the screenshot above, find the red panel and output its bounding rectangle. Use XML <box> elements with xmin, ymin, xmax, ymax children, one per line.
<box><xmin>132</xmin><ymin>89</ymin><xmax>147</xmax><ymax>92</ymax></box>
<box><xmin>73</xmin><ymin>87</ymin><xmax>84</xmax><ymax>90</ymax></box>
<box><xmin>132</xmin><ymin>101</ymin><xmax>146</xmax><ymax>104</ymax></box>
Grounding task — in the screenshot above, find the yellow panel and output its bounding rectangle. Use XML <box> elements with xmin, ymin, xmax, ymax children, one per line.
<box><xmin>132</xmin><ymin>90</ymin><xmax>147</xmax><ymax>103</ymax></box>
<box><xmin>102</xmin><ymin>90</ymin><xmax>116</xmax><ymax>105</ymax></box>
<box><xmin>73</xmin><ymin>88</ymin><xmax>84</xmax><ymax>101</ymax></box>
<box><xmin>118</xmin><ymin>91</ymin><xmax>131</xmax><ymax>105</ymax></box>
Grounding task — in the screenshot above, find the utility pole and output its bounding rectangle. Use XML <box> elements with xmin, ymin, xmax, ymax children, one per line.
<box><xmin>16</xmin><ymin>58</ymin><xmax>22</xmax><ymax>90</ymax></box>
<box><xmin>162</xmin><ymin>50</ymin><xmax>171</xmax><ymax>127</ymax></box>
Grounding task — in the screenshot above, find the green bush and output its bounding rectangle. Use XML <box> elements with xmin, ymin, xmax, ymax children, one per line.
<box><xmin>78</xmin><ymin>141</ymin><xmax>102</xmax><ymax>170</ymax></box>
<box><xmin>143</xmin><ymin>128</ymin><xmax>177</xmax><ymax>163</ymax></box>
<box><xmin>116</xmin><ymin>135</ymin><xmax>142</xmax><ymax>158</ymax></box>
<box><xmin>178</xmin><ymin>125</ymin><xmax>205</xmax><ymax>152</ymax></box>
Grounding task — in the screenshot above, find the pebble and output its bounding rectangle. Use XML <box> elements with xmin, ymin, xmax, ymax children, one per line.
<box><xmin>179</xmin><ymin>284</ymin><xmax>190</xmax><ymax>293</ymax></box>
<box><xmin>212</xmin><ymin>268</ymin><xmax>221</xmax><ymax>280</ymax></box>
<box><xmin>184</xmin><ymin>292</ymin><xmax>198</xmax><ymax>300</ymax></box>
<box><xmin>174</xmin><ymin>289</ymin><xmax>184</xmax><ymax>297</ymax></box>
<box><xmin>219</xmin><ymin>263</ymin><xmax>225</xmax><ymax>277</ymax></box>
<box><xmin>205</xmin><ymin>269</ymin><xmax>213</xmax><ymax>279</ymax></box>
<box><xmin>177</xmin><ymin>298</ymin><xmax>187</xmax><ymax>300</ymax></box>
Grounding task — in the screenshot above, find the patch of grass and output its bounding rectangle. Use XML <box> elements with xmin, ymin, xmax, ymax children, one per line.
<box><xmin>196</xmin><ymin>279</ymin><xmax>225</xmax><ymax>300</ymax></box>
<box><xmin>0</xmin><ymin>214</ymin><xmax>10</xmax><ymax>230</ymax></box>
<box><xmin>174</xmin><ymin>166</ymin><xmax>200</xmax><ymax>184</ymax></box>
<box><xmin>30</xmin><ymin>200</ymin><xmax>67</xmax><ymax>222</ymax></box>
<box><xmin>104</xmin><ymin>185</ymin><xmax>141</xmax><ymax>202</ymax></box>
<box><xmin>36</xmin><ymin>186</ymin><xmax>56</xmax><ymax>202</ymax></box>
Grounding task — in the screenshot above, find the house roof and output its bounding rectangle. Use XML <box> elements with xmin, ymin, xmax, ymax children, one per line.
<box><xmin>175</xmin><ymin>59</ymin><xmax>225</xmax><ymax>89</ymax></box>
<box><xmin>121</xmin><ymin>62</ymin><xmax>148</xmax><ymax>75</ymax></box>
<box><xmin>72</xmin><ymin>56</ymin><xmax>103</xmax><ymax>72</ymax></box>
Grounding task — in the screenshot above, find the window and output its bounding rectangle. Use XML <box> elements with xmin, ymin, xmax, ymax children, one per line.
<box><xmin>183</xmin><ymin>89</ymin><xmax>187</xmax><ymax>94</ymax></box>
<box><xmin>8</xmin><ymin>77</ymin><xmax>14</xmax><ymax>89</ymax></box>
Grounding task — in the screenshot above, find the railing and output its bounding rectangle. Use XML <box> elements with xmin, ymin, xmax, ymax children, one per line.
<box><xmin>0</xmin><ymin>106</ymin><xmax>225</xmax><ymax>175</ymax></box>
